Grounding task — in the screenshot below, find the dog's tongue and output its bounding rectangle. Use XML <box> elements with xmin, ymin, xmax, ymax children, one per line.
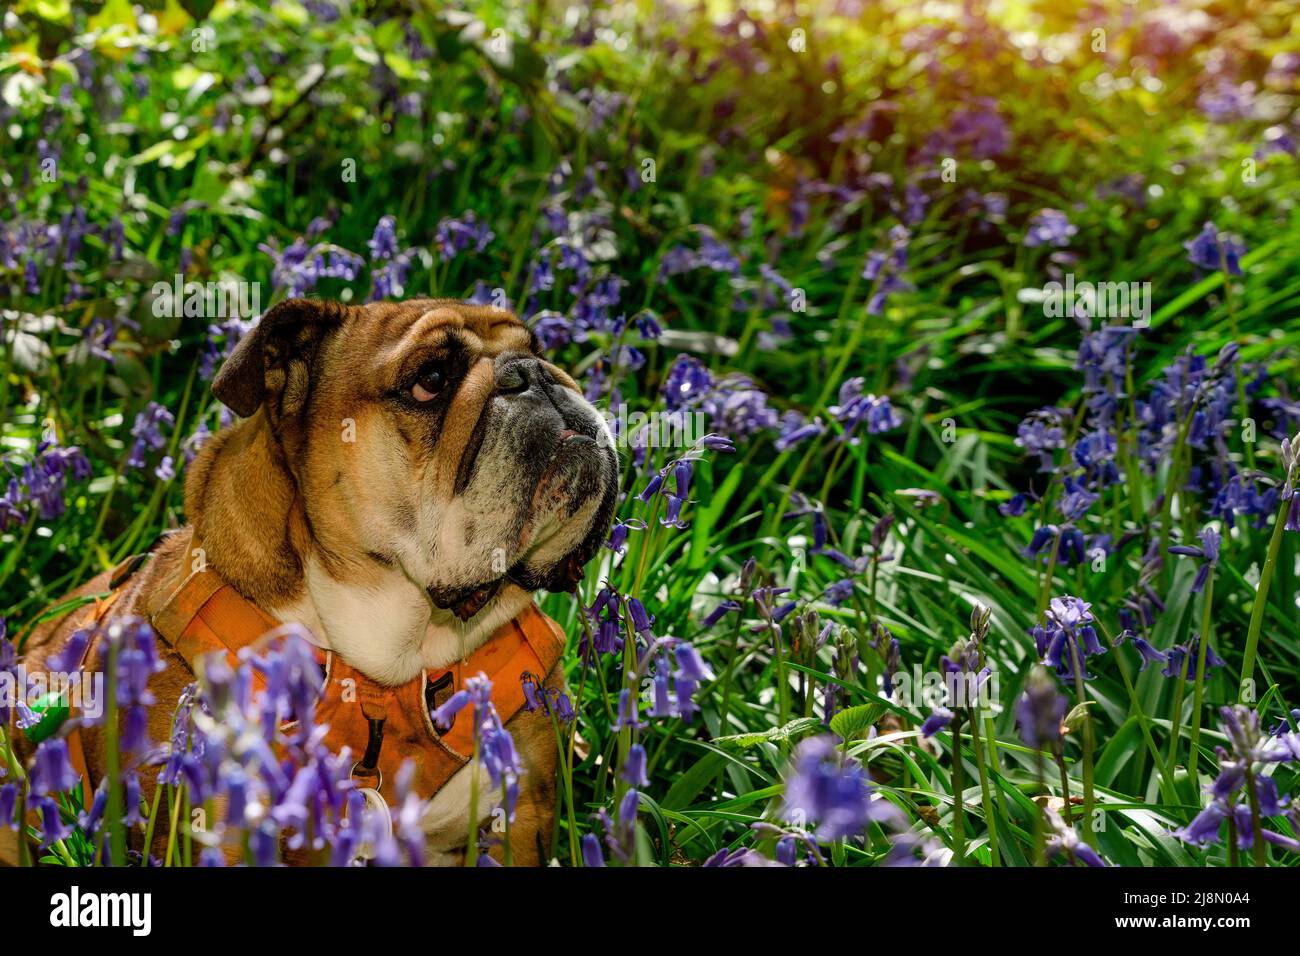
<box><xmin>427</xmin><ymin>579</ymin><xmax>503</xmax><ymax>621</ymax></box>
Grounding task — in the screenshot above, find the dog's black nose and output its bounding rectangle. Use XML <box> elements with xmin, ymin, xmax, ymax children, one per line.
<box><xmin>495</xmin><ymin>355</ymin><xmax>553</xmax><ymax>396</ymax></box>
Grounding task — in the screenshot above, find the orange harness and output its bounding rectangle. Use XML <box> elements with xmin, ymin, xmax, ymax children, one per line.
<box><xmin>72</xmin><ymin>542</ymin><xmax>566</xmax><ymax>806</ymax></box>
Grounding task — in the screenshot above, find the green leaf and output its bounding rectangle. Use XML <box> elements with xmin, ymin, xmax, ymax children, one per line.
<box><xmin>829</xmin><ymin>703</ymin><xmax>887</xmax><ymax>742</ymax></box>
<box><xmin>712</xmin><ymin>716</ymin><xmax>822</xmax><ymax>751</ymax></box>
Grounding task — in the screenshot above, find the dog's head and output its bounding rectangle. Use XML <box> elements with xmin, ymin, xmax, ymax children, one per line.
<box><xmin>211</xmin><ymin>297</ymin><xmax>619</xmax><ymax>619</ymax></box>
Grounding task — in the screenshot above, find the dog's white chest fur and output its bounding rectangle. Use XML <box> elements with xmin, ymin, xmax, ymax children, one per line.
<box><xmin>269</xmin><ymin>557</ymin><xmax>531</xmax><ymax>685</ymax></box>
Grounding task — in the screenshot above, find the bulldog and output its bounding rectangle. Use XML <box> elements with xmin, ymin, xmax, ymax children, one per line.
<box><xmin>3</xmin><ymin>297</ymin><xmax>619</xmax><ymax>866</ymax></box>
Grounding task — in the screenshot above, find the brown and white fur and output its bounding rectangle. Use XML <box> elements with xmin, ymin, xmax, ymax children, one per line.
<box><xmin>2</xmin><ymin>297</ymin><xmax>620</xmax><ymax>866</ymax></box>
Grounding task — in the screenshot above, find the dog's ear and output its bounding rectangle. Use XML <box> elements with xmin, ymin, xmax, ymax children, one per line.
<box><xmin>213</xmin><ymin>298</ymin><xmax>345</xmax><ymax>421</ymax></box>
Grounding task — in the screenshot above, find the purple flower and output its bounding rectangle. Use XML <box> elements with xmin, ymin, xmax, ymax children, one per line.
<box><xmin>701</xmin><ymin>600</ymin><xmax>741</xmax><ymax>629</ymax></box>
<box><xmin>581</xmin><ymin>833</ymin><xmax>605</xmax><ymax>867</ymax></box>
<box><xmin>1045</xmin><ymin>808</ymin><xmax>1108</xmax><ymax>866</ymax></box>
<box><xmin>626</xmin><ymin>597</ymin><xmax>655</xmax><ymax>637</ymax></box>
<box><xmin>605</xmin><ymin>518</ymin><xmax>645</xmax><ymax>555</ymax></box>
<box><xmin>621</xmin><ymin>744</ymin><xmax>649</xmax><ymax>788</ymax></box>
<box><xmin>862</xmin><ymin>225</ymin><xmax>913</xmax><ymax>313</ymax></box>
<box><xmin>30</xmin><ymin>739</ymin><xmax>82</xmax><ymax>796</ymax></box>
<box><xmin>1168</xmin><ymin>525</ymin><xmax>1222</xmax><ymax>593</ymax></box>
<box><xmin>1023</xmin><ymin>208</ymin><xmax>1077</xmax><ymax>248</ymax></box>
<box><xmin>1032</xmin><ymin>595</ymin><xmax>1105</xmax><ymax>678</ymax></box>
<box><xmin>434</xmin><ymin>210</ymin><xmax>494</xmax><ymax>262</ymax></box>
<box><xmin>127</xmin><ymin>402</ymin><xmax>175</xmax><ymax>471</ymax></box>
<box><xmin>774</xmin><ymin>412</ymin><xmax>825</xmax><ymax>451</ymax></box>
<box><xmin>1198</xmin><ymin>80</ymin><xmax>1255</xmax><ymax>123</ymax></box>
<box><xmin>828</xmin><ymin>378</ymin><xmax>902</xmax><ymax>440</ymax></box>
<box><xmin>921</xmin><ymin>707</ymin><xmax>955</xmax><ymax>738</ymax></box>
<box><xmin>782</xmin><ymin>736</ymin><xmax>900</xmax><ymax>839</ymax></box>
<box><xmin>1115</xmin><ymin>631</ymin><xmax>1169</xmax><ymax>672</ymax></box>
<box><xmin>1015</xmin><ymin>665</ymin><xmax>1066</xmax><ymax>748</ymax></box>
<box><xmin>613</xmin><ymin>688</ymin><xmax>644</xmax><ymax>732</ymax></box>
<box><xmin>1015</xmin><ymin>407</ymin><xmax>1069</xmax><ymax>472</ymax></box>
<box><xmin>1185</xmin><ymin>222</ymin><xmax>1246</xmax><ymax>276</ymax></box>
<box><xmin>0</xmin><ymin>783</ymin><xmax>18</xmax><ymax>831</ymax></box>
<box><xmin>368</xmin><ymin>215</ymin><xmax>400</xmax><ymax>261</ymax></box>
<box><xmin>259</xmin><ymin>236</ymin><xmax>364</xmax><ymax>297</ymax></box>
<box><xmin>672</xmin><ymin>643</ymin><xmax>712</xmax><ymax>683</ymax></box>
<box><xmin>999</xmin><ymin>492</ymin><xmax>1030</xmax><ymax>517</ymax></box>
<box><xmin>662</xmin><ymin>354</ymin><xmax>714</xmax><ymax>411</ymax></box>
<box><xmin>1175</xmin><ymin>705</ymin><xmax>1297</xmax><ymax>850</ymax></box>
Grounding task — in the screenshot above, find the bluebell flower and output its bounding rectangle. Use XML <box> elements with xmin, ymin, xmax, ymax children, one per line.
<box><xmin>1185</xmin><ymin>221</ymin><xmax>1245</xmax><ymax>275</ymax></box>
<box><xmin>701</xmin><ymin>375</ymin><xmax>780</xmax><ymax>439</ymax></box>
<box><xmin>828</xmin><ymin>377</ymin><xmax>902</xmax><ymax>440</ymax></box>
<box><xmin>621</xmin><ymin>743</ymin><xmax>649</xmax><ymax>788</ymax></box>
<box><xmin>921</xmin><ymin>707</ymin><xmax>955</xmax><ymax>738</ymax></box>
<box><xmin>1015</xmin><ymin>665</ymin><xmax>1067</xmax><ymax>748</ymax></box>
<box><xmin>434</xmin><ymin>210</ymin><xmax>493</xmax><ymax>262</ymax></box>
<box><xmin>662</xmin><ymin>354</ymin><xmax>714</xmax><ymax>412</ymax></box>
<box><xmin>1023</xmin><ymin>208</ymin><xmax>1077</xmax><ymax>248</ymax></box>
<box><xmin>1045</xmin><ymin>808</ymin><xmax>1108</xmax><ymax>866</ymax></box>
<box><xmin>774</xmin><ymin>411</ymin><xmax>825</xmax><ymax>451</ymax></box>
<box><xmin>1168</xmin><ymin>525</ymin><xmax>1222</xmax><ymax>593</ymax></box>
<box><xmin>1175</xmin><ymin>706</ymin><xmax>1297</xmax><ymax>851</ymax></box>
<box><xmin>1160</xmin><ymin>634</ymin><xmax>1227</xmax><ymax>680</ymax></box>
<box><xmin>701</xmin><ymin>600</ymin><xmax>741</xmax><ymax>629</ymax></box>
<box><xmin>581</xmin><ymin>833</ymin><xmax>605</xmax><ymax>867</ymax></box>
<box><xmin>605</xmin><ymin>518</ymin><xmax>646</xmax><ymax>555</ymax></box>
<box><xmin>998</xmin><ymin>492</ymin><xmax>1030</xmax><ymax>517</ymax></box>
<box><xmin>1015</xmin><ymin>407</ymin><xmax>1069</xmax><ymax>472</ymax></box>
<box><xmin>0</xmin><ymin>782</ymin><xmax>18</xmax><ymax>832</ymax></box>
<box><xmin>1115</xmin><ymin>630</ymin><xmax>1169</xmax><ymax>672</ymax></box>
<box><xmin>613</xmin><ymin>688</ymin><xmax>644</xmax><ymax>732</ymax></box>
<box><xmin>782</xmin><ymin>736</ymin><xmax>900</xmax><ymax>839</ymax></box>
<box><xmin>127</xmin><ymin>402</ymin><xmax>175</xmax><ymax>471</ymax></box>
<box><xmin>1033</xmin><ymin>595</ymin><xmax>1105</xmax><ymax>678</ymax></box>
<box><xmin>30</xmin><ymin>739</ymin><xmax>81</xmax><ymax>796</ymax></box>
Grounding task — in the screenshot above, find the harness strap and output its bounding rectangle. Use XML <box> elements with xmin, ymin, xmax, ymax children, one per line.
<box><xmin>150</xmin><ymin>538</ymin><xmax>280</xmax><ymax>673</ymax></box>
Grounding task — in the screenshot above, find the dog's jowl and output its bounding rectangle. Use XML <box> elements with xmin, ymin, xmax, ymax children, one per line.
<box><xmin>8</xmin><ymin>299</ymin><xmax>619</xmax><ymax>867</ymax></box>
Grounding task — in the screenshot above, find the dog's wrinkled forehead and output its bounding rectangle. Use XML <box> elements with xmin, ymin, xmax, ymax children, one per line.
<box><xmin>331</xmin><ymin>298</ymin><xmax>583</xmax><ymax>394</ymax></box>
<box><xmin>358</xmin><ymin>298</ymin><xmax>535</xmax><ymax>363</ymax></box>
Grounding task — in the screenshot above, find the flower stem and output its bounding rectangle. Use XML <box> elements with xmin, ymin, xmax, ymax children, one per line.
<box><xmin>1</xmin><ymin>726</ymin><xmax>31</xmax><ymax>867</ymax></box>
<box><xmin>1187</xmin><ymin>568</ymin><xmax>1216</xmax><ymax>781</ymax></box>
<box><xmin>950</xmin><ymin>719</ymin><xmax>965</xmax><ymax>866</ymax></box>
<box><xmin>1244</xmin><ymin>769</ymin><xmax>1268</xmax><ymax>867</ymax></box>
<box><xmin>968</xmin><ymin>706</ymin><xmax>999</xmax><ymax>866</ymax></box>
<box><xmin>1240</xmin><ymin>496</ymin><xmax>1288</xmax><ymax>703</ymax></box>
<box><xmin>1054</xmin><ymin>749</ymin><xmax>1074</xmax><ymax>827</ymax></box>
<box><xmin>1069</xmin><ymin>646</ymin><xmax>1096</xmax><ymax>847</ymax></box>
<box><xmin>104</xmin><ymin>636</ymin><xmax>125</xmax><ymax>866</ymax></box>
<box><xmin>467</xmin><ymin>721</ymin><xmax>480</xmax><ymax>866</ymax></box>
<box><xmin>1165</xmin><ymin>653</ymin><xmax>1191</xmax><ymax>772</ymax></box>
<box><xmin>1033</xmin><ymin>751</ymin><xmax>1047</xmax><ymax>866</ymax></box>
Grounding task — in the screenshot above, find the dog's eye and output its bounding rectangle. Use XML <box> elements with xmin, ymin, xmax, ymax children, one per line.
<box><xmin>412</xmin><ymin>362</ymin><xmax>447</xmax><ymax>402</ymax></box>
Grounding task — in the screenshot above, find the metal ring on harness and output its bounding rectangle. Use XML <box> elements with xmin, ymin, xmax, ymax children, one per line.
<box><xmin>350</xmin><ymin>761</ymin><xmax>383</xmax><ymax>792</ymax></box>
<box><xmin>349</xmin><ymin>716</ymin><xmax>386</xmax><ymax>791</ymax></box>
